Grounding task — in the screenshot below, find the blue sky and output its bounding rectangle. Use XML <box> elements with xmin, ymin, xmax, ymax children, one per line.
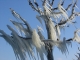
<box><xmin>0</xmin><ymin>0</ymin><xmax>80</xmax><ymax>60</ymax></box>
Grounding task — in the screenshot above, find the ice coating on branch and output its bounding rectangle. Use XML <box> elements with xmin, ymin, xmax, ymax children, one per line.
<box><xmin>48</xmin><ymin>19</ymin><xmax>57</xmax><ymax>41</ymax></box>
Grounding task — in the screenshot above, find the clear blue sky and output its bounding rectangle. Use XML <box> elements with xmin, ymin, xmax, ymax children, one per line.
<box><xmin>0</xmin><ymin>0</ymin><xmax>80</xmax><ymax>60</ymax></box>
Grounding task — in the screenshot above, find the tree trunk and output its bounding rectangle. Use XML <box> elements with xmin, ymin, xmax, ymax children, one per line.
<box><xmin>45</xmin><ymin>42</ymin><xmax>54</xmax><ymax>60</ymax></box>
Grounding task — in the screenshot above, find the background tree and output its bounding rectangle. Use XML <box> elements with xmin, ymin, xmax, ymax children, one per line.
<box><xmin>0</xmin><ymin>0</ymin><xmax>80</xmax><ymax>60</ymax></box>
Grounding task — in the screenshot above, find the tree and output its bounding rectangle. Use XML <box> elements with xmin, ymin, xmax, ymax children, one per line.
<box><xmin>0</xmin><ymin>0</ymin><xmax>80</xmax><ymax>60</ymax></box>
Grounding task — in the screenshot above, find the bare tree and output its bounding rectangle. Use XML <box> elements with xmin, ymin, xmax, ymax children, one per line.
<box><xmin>0</xmin><ymin>0</ymin><xmax>80</xmax><ymax>60</ymax></box>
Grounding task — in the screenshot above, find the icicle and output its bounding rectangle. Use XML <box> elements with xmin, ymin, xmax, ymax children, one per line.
<box><xmin>75</xmin><ymin>5</ymin><xmax>79</xmax><ymax>10</ymax></box>
<box><xmin>37</xmin><ymin>26</ymin><xmax>45</xmax><ymax>39</ymax></box>
<box><xmin>56</xmin><ymin>25</ymin><xmax>61</xmax><ymax>38</ymax></box>
<box><xmin>55</xmin><ymin>40</ymin><xmax>69</xmax><ymax>54</ymax></box>
<box><xmin>36</xmin><ymin>15</ymin><xmax>43</xmax><ymax>25</ymax></box>
<box><xmin>32</xmin><ymin>29</ymin><xmax>46</xmax><ymax>60</ymax></box>
<box><xmin>58</xmin><ymin>3</ymin><xmax>68</xmax><ymax>19</ymax></box>
<box><xmin>37</xmin><ymin>25</ymin><xmax>44</xmax><ymax>32</ymax></box>
<box><xmin>73</xmin><ymin>29</ymin><xmax>80</xmax><ymax>43</ymax></box>
<box><xmin>10</xmin><ymin>20</ymin><xmax>24</xmax><ymax>36</ymax></box>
